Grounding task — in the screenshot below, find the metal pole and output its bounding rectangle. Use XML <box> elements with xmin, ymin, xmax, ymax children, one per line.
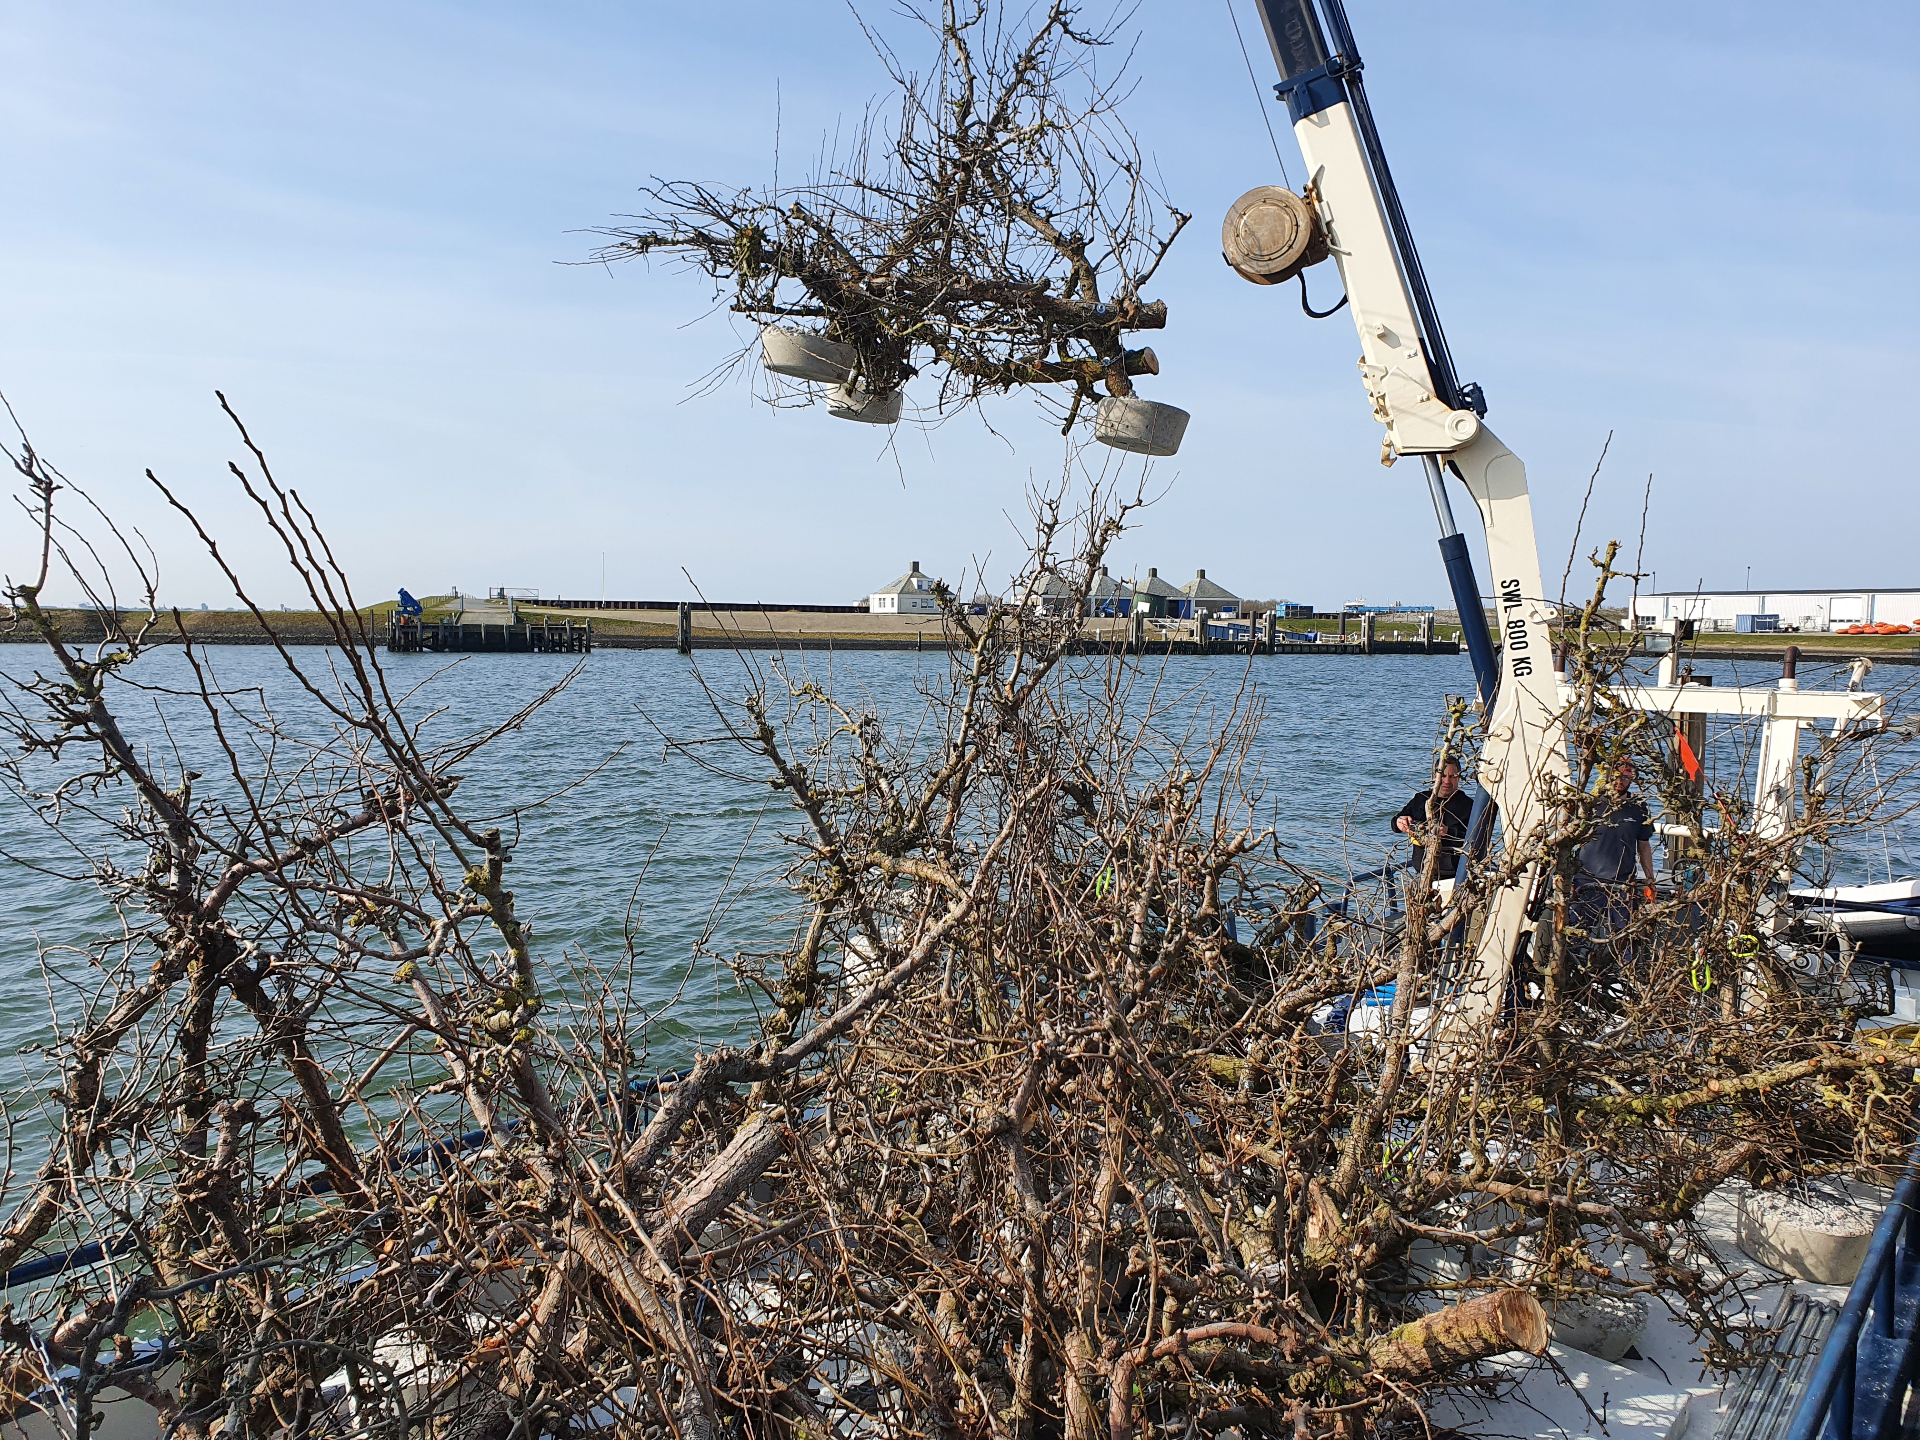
<box><xmin>1878</xmin><ymin>1240</ymin><xmax>1895</xmax><ymax>1336</ymax></box>
<box><xmin>1424</xmin><ymin>453</ymin><xmax>1459</xmax><ymax>537</ymax></box>
<box><xmin>1425</xmin><ymin>456</ymin><xmax>1498</xmax><ymax>706</ymax></box>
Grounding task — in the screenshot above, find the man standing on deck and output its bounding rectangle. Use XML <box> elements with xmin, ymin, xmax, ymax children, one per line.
<box><xmin>1572</xmin><ymin>757</ymin><xmax>1657</xmax><ymax>949</ymax></box>
<box><xmin>1392</xmin><ymin>755</ymin><xmax>1474</xmax><ymax>884</ymax></box>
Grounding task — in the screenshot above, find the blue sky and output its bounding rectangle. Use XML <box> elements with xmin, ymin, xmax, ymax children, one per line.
<box><xmin>2</xmin><ymin>1</ymin><xmax>1914</xmax><ymax>610</ymax></box>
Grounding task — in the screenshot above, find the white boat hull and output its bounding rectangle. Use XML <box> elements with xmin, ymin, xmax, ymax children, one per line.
<box><xmin>1790</xmin><ymin>878</ymin><xmax>1920</xmax><ymax>959</ymax></box>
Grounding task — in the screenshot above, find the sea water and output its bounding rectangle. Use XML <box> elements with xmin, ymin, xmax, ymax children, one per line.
<box><xmin>0</xmin><ymin>643</ymin><xmax>1908</xmax><ymax>1081</ymax></box>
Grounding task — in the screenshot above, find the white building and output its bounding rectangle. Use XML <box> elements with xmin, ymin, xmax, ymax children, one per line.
<box><xmin>1629</xmin><ymin>587</ymin><xmax>1920</xmax><ymax>634</ymax></box>
<box><xmin>869</xmin><ymin>561</ymin><xmax>942</xmax><ymax>614</ymax></box>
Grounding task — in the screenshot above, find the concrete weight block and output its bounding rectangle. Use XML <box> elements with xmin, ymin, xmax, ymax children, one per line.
<box><xmin>1094</xmin><ymin>396</ymin><xmax>1189</xmax><ymax>456</ymax></box>
<box><xmin>1546</xmin><ymin>1292</ymin><xmax>1648</xmax><ymax>1362</ymax></box>
<box><xmin>760</xmin><ymin>326</ymin><xmax>856</xmax><ymax>383</ymax></box>
<box><xmin>1735</xmin><ymin>1181</ymin><xmax>1883</xmax><ymax>1285</ymax></box>
<box><xmin>826</xmin><ymin>383</ymin><xmax>903</xmax><ymax>425</ymax></box>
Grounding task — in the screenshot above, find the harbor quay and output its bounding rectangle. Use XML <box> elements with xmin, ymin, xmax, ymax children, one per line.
<box><xmin>0</xmin><ymin>599</ymin><xmax>1454</xmax><ymax>657</ymax></box>
<box><xmin>15</xmin><ymin>600</ymin><xmax>1920</xmax><ymax>664</ymax></box>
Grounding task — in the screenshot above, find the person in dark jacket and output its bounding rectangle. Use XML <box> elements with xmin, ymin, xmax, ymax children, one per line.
<box><xmin>1572</xmin><ymin>757</ymin><xmax>1657</xmax><ymax>948</ymax></box>
<box><xmin>1578</xmin><ymin>760</ymin><xmax>1656</xmax><ymax>885</ymax></box>
<box><xmin>1392</xmin><ymin>755</ymin><xmax>1475</xmax><ymax>880</ymax></box>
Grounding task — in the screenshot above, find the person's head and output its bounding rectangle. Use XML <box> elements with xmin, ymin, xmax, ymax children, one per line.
<box><xmin>1435</xmin><ymin>755</ymin><xmax>1462</xmax><ymax>798</ymax></box>
<box><xmin>1609</xmin><ymin>757</ymin><xmax>1637</xmax><ymax>795</ymax></box>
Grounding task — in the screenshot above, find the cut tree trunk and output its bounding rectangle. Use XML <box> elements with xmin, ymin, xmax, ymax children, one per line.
<box><xmin>1367</xmin><ymin>1290</ymin><xmax>1549</xmax><ymax>1379</ymax></box>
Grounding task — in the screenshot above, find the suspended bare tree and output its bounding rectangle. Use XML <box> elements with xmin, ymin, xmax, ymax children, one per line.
<box><xmin>590</xmin><ymin>1</ymin><xmax>1190</xmax><ymax>446</ymax></box>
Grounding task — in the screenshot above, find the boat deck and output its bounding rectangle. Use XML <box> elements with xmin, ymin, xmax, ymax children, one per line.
<box><xmin>1433</xmin><ymin>1185</ymin><xmax>1855</xmax><ymax>1438</ymax></box>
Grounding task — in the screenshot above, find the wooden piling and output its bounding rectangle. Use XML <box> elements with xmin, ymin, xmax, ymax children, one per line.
<box><xmin>676</xmin><ymin>602</ymin><xmax>693</xmax><ymax>656</ymax></box>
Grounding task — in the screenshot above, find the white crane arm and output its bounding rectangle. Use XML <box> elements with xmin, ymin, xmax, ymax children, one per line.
<box><xmin>1247</xmin><ymin>0</ymin><xmax>1569</xmax><ymax>1041</ymax></box>
<box><xmin>1287</xmin><ymin>102</ymin><xmax>1481</xmax><ymax>461</ymax></box>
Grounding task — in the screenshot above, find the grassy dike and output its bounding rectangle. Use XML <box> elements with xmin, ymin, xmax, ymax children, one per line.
<box><xmin>0</xmin><ymin>602</ymin><xmax>957</xmax><ymax>650</ymax></box>
<box><xmin>0</xmin><ymin>605</ymin><xmax>402</xmax><ymax>646</ymax></box>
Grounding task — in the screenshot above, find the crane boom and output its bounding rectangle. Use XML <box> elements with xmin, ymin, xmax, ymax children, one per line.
<box><xmin>1246</xmin><ymin>0</ymin><xmax>1570</xmax><ymax>1042</ymax></box>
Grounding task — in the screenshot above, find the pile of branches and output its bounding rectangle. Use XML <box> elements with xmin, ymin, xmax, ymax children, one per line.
<box><xmin>0</xmin><ymin>411</ymin><xmax>1916</xmax><ymax>1440</ymax></box>
<box><xmin>592</xmin><ymin>1</ymin><xmax>1188</xmax><ymax>428</ymax></box>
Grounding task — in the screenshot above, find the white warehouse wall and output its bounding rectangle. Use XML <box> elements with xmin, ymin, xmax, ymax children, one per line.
<box><xmin>1628</xmin><ymin>590</ymin><xmax>1920</xmax><ymax>632</ymax></box>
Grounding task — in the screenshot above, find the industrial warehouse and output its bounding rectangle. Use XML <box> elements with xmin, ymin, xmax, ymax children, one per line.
<box><xmin>1630</xmin><ymin>586</ymin><xmax>1920</xmax><ymax>633</ymax></box>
